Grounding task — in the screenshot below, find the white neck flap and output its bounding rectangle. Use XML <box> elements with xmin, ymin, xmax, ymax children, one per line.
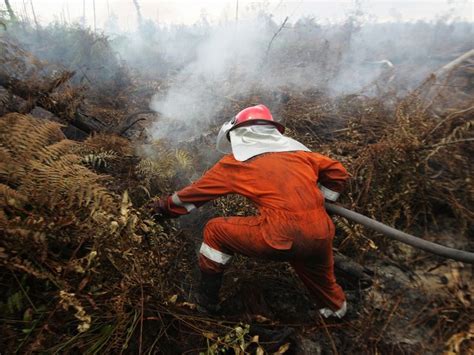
<box><xmin>228</xmin><ymin>124</ymin><xmax>310</xmax><ymax>161</ymax></box>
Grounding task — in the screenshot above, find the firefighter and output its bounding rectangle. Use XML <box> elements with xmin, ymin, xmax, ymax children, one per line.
<box><xmin>149</xmin><ymin>104</ymin><xmax>349</xmax><ymax>318</ymax></box>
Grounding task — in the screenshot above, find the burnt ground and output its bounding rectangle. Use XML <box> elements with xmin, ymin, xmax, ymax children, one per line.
<box><xmin>146</xmin><ymin>215</ymin><xmax>473</xmax><ymax>354</ymax></box>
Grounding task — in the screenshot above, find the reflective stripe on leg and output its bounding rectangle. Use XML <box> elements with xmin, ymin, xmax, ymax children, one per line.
<box><xmin>319</xmin><ymin>301</ymin><xmax>347</xmax><ymax>319</ymax></box>
<box><xmin>199</xmin><ymin>242</ymin><xmax>232</xmax><ymax>265</ymax></box>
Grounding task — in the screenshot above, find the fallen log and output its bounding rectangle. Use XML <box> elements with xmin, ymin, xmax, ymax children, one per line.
<box><xmin>434</xmin><ymin>48</ymin><xmax>474</xmax><ymax>79</ymax></box>
<box><xmin>30</xmin><ymin>106</ymin><xmax>88</xmax><ymax>140</ymax></box>
<box><xmin>334</xmin><ymin>253</ymin><xmax>373</xmax><ymax>288</ymax></box>
<box><xmin>70</xmin><ymin>110</ymin><xmax>107</xmax><ymax>133</ymax></box>
<box><xmin>0</xmin><ymin>71</ymin><xmax>107</xmax><ymax>134</ymax></box>
<box><xmin>417</xmin><ymin>48</ymin><xmax>474</xmax><ymax>109</ymax></box>
<box><xmin>0</xmin><ymin>85</ymin><xmax>88</xmax><ymax>140</ymax></box>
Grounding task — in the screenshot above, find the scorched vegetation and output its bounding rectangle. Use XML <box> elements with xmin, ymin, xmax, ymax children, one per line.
<box><xmin>0</xmin><ymin>5</ymin><xmax>473</xmax><ymax>354</ymax></box>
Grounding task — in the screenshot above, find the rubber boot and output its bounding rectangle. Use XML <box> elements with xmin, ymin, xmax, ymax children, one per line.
<box><xmin>195</xmin><ymin>271</ymin><xmax>223</xmax><ymax>314</ymax></box>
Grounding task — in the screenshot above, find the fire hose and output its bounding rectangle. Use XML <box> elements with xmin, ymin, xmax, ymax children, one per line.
<box><xmin>325</xmin><ymin>202</ymin><xmax>474</xmax><ymax>264</ymax></box>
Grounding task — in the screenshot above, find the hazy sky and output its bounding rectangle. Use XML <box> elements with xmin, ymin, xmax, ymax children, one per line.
<box><xmin>6</xmin><ymin>1</ymin><xmax>473</xmax><ymax>30</ymax></box>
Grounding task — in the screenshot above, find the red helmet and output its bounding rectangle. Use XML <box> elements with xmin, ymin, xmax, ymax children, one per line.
<box><xmin>216</xmin><ymin>104</ymin><xmax>285</xmax><ymax>153</ymax></box>
<box><xmin>232</xmin><ymin>104</ymin><xmax>285</xmax><ymax>133</ymax></box>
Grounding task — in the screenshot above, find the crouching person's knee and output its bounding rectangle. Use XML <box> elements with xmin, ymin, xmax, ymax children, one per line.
<box><xmin>199</xmin><ymin>218</ymin><xmax>232</xmax><ymax>273</ymax></box>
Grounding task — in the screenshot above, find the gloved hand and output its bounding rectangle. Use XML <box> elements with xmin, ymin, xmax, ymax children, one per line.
<box><xmin>144</xmin><ymin>196</ymin><xmax>178</xmax><ymax>219</ymax></box>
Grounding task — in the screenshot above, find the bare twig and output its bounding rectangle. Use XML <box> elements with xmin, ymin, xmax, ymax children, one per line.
<box><xmin>11</xmin><ymin>270</ymin><xmax>37</xmax><ymax>312</ymax></box>
<box><xmin>424</xmin><ymin>138</ymin><xmax>474</xmax><ymax>149</ymax></box>
<box><xmin>425</xmin><ymin>106</ymin><xmax>474</xmax><ymax>139</ymax></box>
<box><xmin>133</xmin><ymin>0</ymin><xmax>143</xmax><ymax>26</ymax></box>
<box><xmin>30</xmin><ymin>0</ymin><xmax>39</xmax><ymax>30</ymax></box>
<box><xmin>4</xmin><ymin>0</ymin><xmax>17</xmax><ymax>21</ymax></box>
<box><xmin>118</xmin><ymin>110</ymin><xmax>156</xmax><ymax>135</ymax></box>
<box><xmin>265</xmin><ymin>16</ymin><xmax>289</xmax><ymax>58</ymax></box>
<box><xmin>139</xmin><ymin>283</ymin><xmax>144</xmax><ymax>355</ymax></box>
<box><xmin>319</xmin><ymin>314</ymin><xmax>339</xmax><ymax>354</ymax></box>
<box><xmin>92</xmin><ymin>0</ymin><xmax>96</xmax><ymax>32</ymax></box>
<box><xmin>374</xmin><ymin>297</ymin><xmax>401</xmax><ymax>345</ymax></box>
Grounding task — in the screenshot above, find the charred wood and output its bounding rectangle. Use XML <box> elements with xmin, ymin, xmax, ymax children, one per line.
<box><xmin>0</xmin><ymin>85</ymin><xmax>88</xmax><ymax>140</ymax></box>
<box><xmin>0</xmin><ymin>71</ymin><xmax>107</xmax><ymax>134</ymax></box>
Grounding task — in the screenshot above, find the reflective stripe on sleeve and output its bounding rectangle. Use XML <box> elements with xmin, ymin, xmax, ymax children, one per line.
<box><xmin>171</xmin><ymin>192</ymin><xmax>196</xmax><ymax>212</ymax></box>
<box><xmin>199</xmin><ymin>243</ymin><xmax>232</xmax><ymax>265</ymax></box>
<box><xmin>318</xmin><ymin>184</ymin><xmax>340</xmax><ymax>202</ymax></box>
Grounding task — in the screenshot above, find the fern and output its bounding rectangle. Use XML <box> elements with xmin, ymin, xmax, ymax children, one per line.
<box><xmin>135</xmin><ymin>141</ymin><xmax>194</xmax><ymax>195</ymax></box>
<box><xmin>175</xmin><ymin>149</ymin><xmax>192</xmax><ymax>170</ymax></box>
<box><xmin>0</xmin><ymin>183</ymin><xmax>27</xmax><ymax>208</ymax></box>
<box><xmin>38</xmin><ymin>140</ymin><xmax>78</xmax><ymax>164</ymax></box>
<box><xmin>82</xmin><ymin>150</ymin><xmax>118</xmax><ymax>169</ymax></box>
<box><xmin>0</xmin><ymin>113</ymin><xmax>65</xmax><ymax>158</ymax></box>
<box><xmin>83</xmin><ymin>133</ymin><xmax>133</xmax><ymax>156</ymax></box>
<box><xmin>136</xmin><ymin>157</ymin><xmax>174</xmax><ymax>180</ymax></box>
<box><xmin>0</xmin><ymin>114</ymin><xmax>122</xmax><ymax>284</ymax></box>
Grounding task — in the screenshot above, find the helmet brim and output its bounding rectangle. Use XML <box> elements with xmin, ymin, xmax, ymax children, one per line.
<box><xmin>231</xmin><ymin>119</ymin><xmax>285</xmax><ymax>134</ymax></box>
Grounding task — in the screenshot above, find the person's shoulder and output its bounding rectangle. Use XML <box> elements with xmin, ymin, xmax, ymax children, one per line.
<box><xmin>217</xmin><ymin>154</ymin><xmax>240</xmax><ymax>166</ymax></box>
<box><xmin>291</xmin><ymin>150</ymin><xmax>316</xmax><ymax>159</ymax></box>
<box><xmin>295</xmin><ymin>150</ymin><xmax>315</xmax><ymax>156</ymax></box>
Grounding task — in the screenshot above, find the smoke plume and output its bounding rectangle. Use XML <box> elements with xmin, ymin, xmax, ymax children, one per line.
<box><xmin>145</xmin><ymin>15</ymin><xmax>472</xmax><ymax>142</ymax></box>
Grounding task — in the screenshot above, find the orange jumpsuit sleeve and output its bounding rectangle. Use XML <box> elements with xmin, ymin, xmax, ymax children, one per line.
<box><xmin>166</xmin><ymin>158</ymin><xmax>233</xmax><ymax>216</ymax></box>
<box><xmin>310</xmin><ymin>153</ymin><xmax>349</xmax><ymax>201</ymax></box>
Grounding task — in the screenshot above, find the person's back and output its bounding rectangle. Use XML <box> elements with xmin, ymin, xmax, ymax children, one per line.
<box><xmin>217</xmin><ymin>151</ymin><xmax>345</xmax><ymax>213</ymax></box>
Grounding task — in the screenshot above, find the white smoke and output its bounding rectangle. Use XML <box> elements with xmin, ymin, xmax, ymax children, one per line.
<box><xmin>136</xmin><ymin>14</ymin><xmax>472</xmax><ymax>143</ymax></box>
<box><xmin>149</xmin><ymin>21</ymin><xmax>272</xmax><ymax>141</ymax></box>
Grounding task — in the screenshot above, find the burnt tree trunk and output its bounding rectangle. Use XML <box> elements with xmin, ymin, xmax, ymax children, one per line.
<box><xmin>0</xmin><ymin>71</ymin><xmax>107</xmax><ymax>134</ymax></box>
<box><xmin>4</xmin><ymin>0</ymin><xmax>17</xmax><ymax>22</ymax></box>
<box><xmin>0</xmin><ymin>86</ymin><xmax>88</xmax><ymax>140</ymax></box>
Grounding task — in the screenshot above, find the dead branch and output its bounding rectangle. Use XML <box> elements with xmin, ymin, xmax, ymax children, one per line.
<box><xmin>435</xmin><ymin>49</ymin><xmax>474</xmax><ymax>78</ymax></box>
<box><xmin>117</xmin><ymin>109</ymin><xmax>156</xmax><ymax>135</ymax></box>
<box><xmin>265</xmin><ymin>16</ymin><xmax>289</xmax><ymax>58</ymax></box>
<box><xmin>4</xmin><ymin>0</ymin><xmax>17</xmax><ymax>22</ymax></box>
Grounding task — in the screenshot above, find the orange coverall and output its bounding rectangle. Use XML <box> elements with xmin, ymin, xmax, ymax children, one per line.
<box><xmin>166</xmin><ymin>151</ymin><xmax>349</xmax><ymax>311</ymax></box>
